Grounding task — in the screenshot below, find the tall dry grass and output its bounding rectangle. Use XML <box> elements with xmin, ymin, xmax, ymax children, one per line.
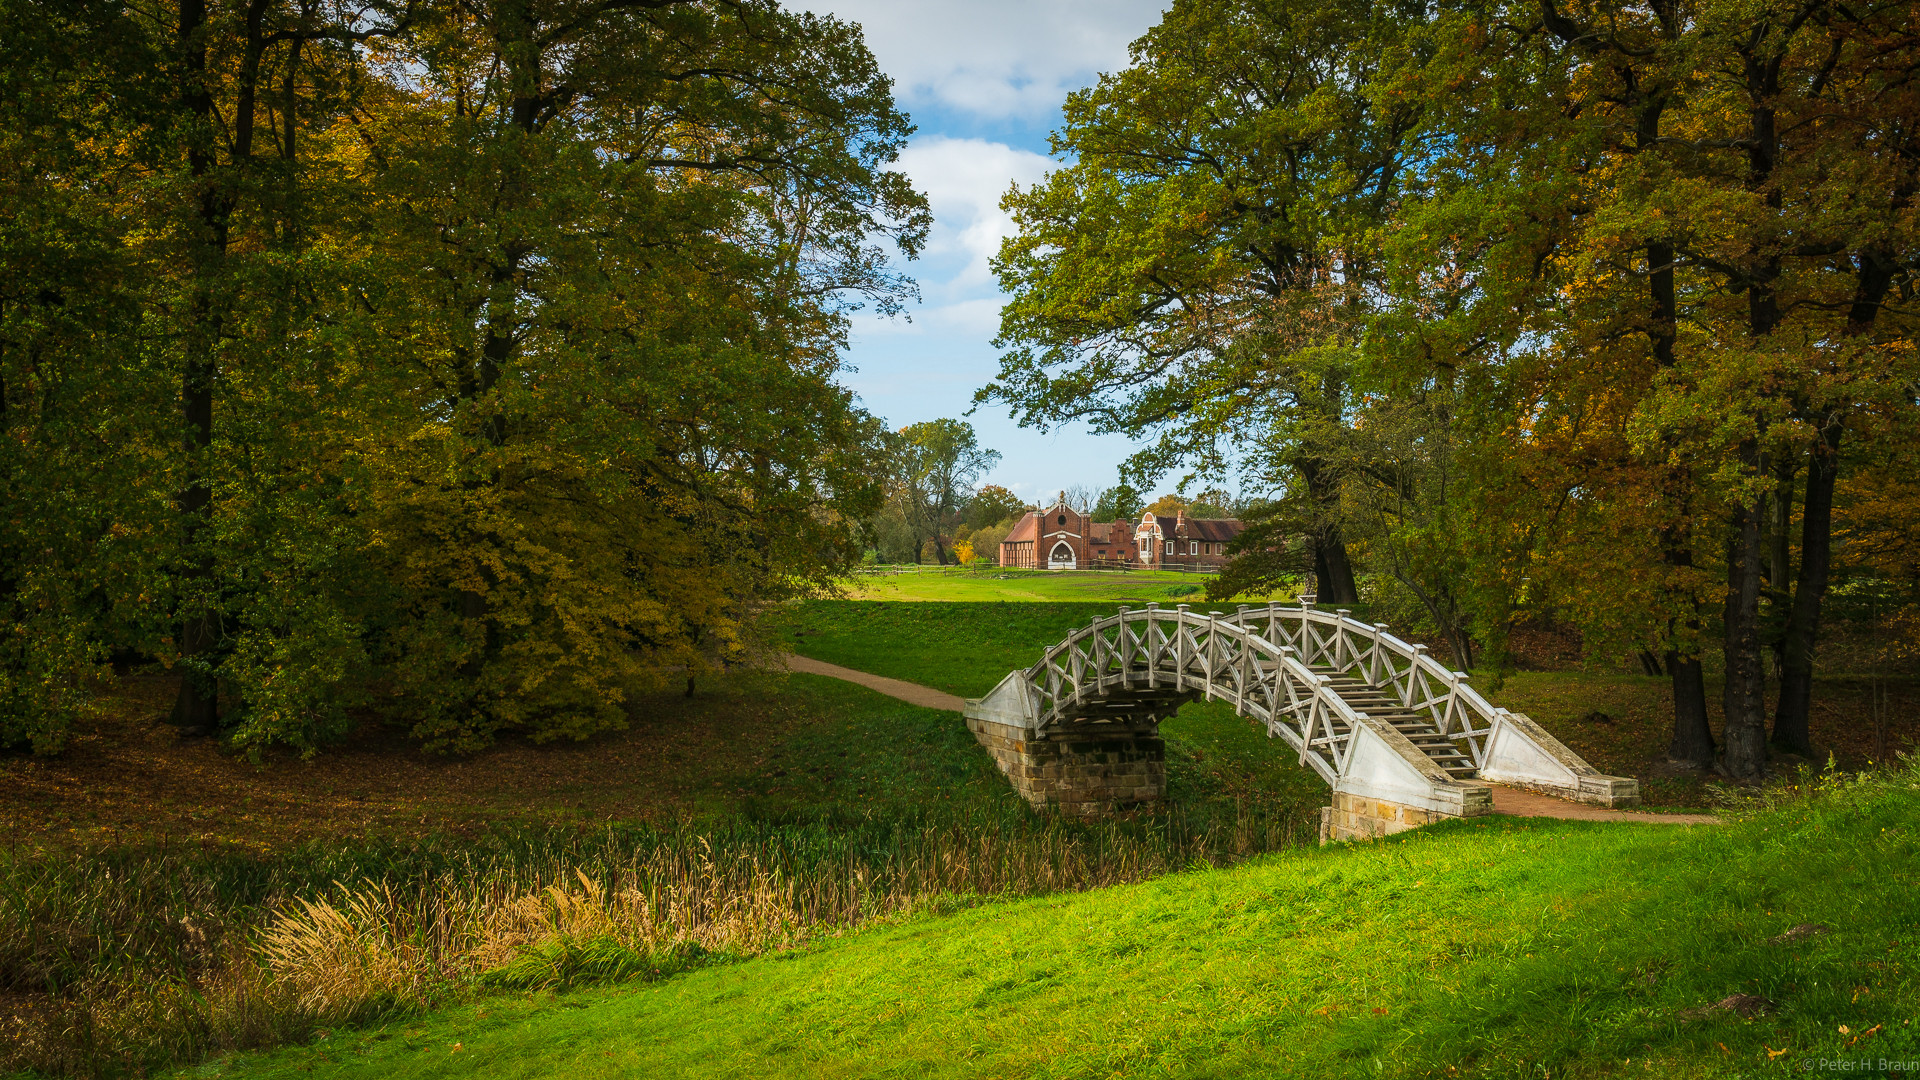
<box><xmin>1</xmin><ymin>802</ymin><xmax>1306</xmax><ymax>1077</ymax></box>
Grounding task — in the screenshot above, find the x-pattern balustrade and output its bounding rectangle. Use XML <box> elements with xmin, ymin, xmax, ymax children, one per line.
<box><xmin>1024</xmin><ymin>603</ymin><xmax>1512</xmax><ymax>783</ymax></box>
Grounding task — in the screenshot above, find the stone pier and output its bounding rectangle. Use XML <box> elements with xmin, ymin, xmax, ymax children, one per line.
<box><xmin>964</xmin><ymin>669</ymin><xmax>1193</xmax><ymax>816</ymax></box>
<box><xmin>1320</xmin><ymin>792</ymin><xmax>1458</xmax><ymax>842</ymax></box>
<box><xmin>966</xmin><ymin>711</ymin><xmax>1166</xmax><ymax>815</ymax></box>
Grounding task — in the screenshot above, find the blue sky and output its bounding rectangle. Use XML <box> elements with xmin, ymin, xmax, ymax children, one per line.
<box><xmin>800</xmin><ymin>0</ymin><xmax>1172</xmax><ymax>507</ymax></box>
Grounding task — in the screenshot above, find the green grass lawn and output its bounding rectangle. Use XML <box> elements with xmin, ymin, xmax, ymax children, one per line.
<box><xmin>174</xmin><ymin>768</ymin><xmax>1920</xmax><ymax>1080</ymax></box>
<box><xmin>844</xmin><ymin>567</ymin><xmax>1283</xmax><ymax>604</ymax></box>
<box><xmin>776</xmin><ymin>600</ymin><xmax>1329</xmax><ymax>824</ymax></box>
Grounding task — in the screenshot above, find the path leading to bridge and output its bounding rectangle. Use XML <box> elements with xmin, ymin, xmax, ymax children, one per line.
<box><xmin>782</xmin><ymin>650</ymin><xmax>1717</xmax><ymax>826</ymax></box>
<box><xmin>784</xmin><ymin>654</ymin><xmax>968</xmax><ymax>712</ymax></box>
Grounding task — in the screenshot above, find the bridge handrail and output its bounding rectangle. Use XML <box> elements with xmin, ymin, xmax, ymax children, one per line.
<box><xmin>1023</xmin><ymin>602</ymin><xmax>1508</xmax><ymax>773</ymax></box>
<box><xmin>1024</xmin><ymin>605</ymin><xmax>1392</xmax><ymax>784</ymax></box>
<box><xmin>1232</xmin><ymin>603</ymin><xmax>1504</xmax><ymax>766</ymax></box>
<box><xmin>984</xmin><ymin>600</ymin><xmax>1637</xmax><ymax>811</ymax></box>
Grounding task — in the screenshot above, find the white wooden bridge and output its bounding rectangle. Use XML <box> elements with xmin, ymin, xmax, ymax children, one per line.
<box><xmin>964</xmin><ymin>604</ymin><xmax>1639</xmax><ymax>839</ymax></box>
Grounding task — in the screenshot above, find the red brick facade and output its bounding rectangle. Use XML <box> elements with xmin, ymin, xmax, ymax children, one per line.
<box><xmin>999</xmin><ymin>493</ymin><xmax>1243</xmax><ymax>571</ymax></box>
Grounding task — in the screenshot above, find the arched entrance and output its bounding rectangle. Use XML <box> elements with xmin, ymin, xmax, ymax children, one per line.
<box><xmin>1047</xmin><ymin>540</ymin><xmax>1077</xmax><ymax>570</ymax></box>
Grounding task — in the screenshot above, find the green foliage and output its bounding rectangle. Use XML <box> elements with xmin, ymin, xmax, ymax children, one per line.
<box><xmin>879</xmin><ymin>420</ymin><xmax>1002</xmax><ymax>565</ymax></box>
<box><xmin>0</xmin><ymin>0</ymin><xmax>929</xmax><ymax>753</ymax></box>
<box><xmin>984</xmin><ymin>0</ymin><xmax>1920</xmax><ymax>775</ymax></box>
<box><xmin>1089</xmin><ymin>482</ymin><xmax>1144</xmax><ymax>522</ymax></box>
<box><xmin>965</xmin><ymin>485</ymin><xmax>1027</xmax><ymax>529</ymax></box>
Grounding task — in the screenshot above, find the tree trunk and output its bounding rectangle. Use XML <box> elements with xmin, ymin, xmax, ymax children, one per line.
<box><xmin>1773</xmin><ymin>254</ymin><xmax>1890</xmax><ymax>753</ymax></box>
<box><xmin>1646</xmin><ymin>231</ymin><xmax>1714</xmax><ymax>767</ymax></box>
<box><xmin>1722</xmin><ymin>465</ymin><xmax>1769</xmax><ymax>779</ymax></box>
<box><xmin>1297</xmin><ymin>458</ymin><xmax>1358</xmax><ymax>603</ymax></box>
<box><xmin>1765</xmin><ymin>455</ymin><xmax>1794</xmax><ymax>680</ymax></box>
<box><xmin>1716</xmin><ymin>25</ymin><xmax>1788</xmax><ymax>781</ymax></box>
<box><xmin>1770</xmin><ymin>425</ymin><xmax>1836</xmax><ymax>756</ymax></box>
<box><xmin>1665</xmin><ymin>647</ymin><xmax>1714</xmax><ymax>766</ymax></box>
<box><xmin>168</xmin><ymin>0</ymin><xmax>227</xmax><ymax>732</ymax></box>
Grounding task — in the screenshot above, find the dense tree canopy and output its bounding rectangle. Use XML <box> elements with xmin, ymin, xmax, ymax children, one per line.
<box><xmin>0</xmin><ymin>0</ymin><xmax>927</xmax><ymax>754</ymax></box>
<box><xmin>985</xmin><ymin>0</ymin><xmax>1919</xmax><ymax>778</ymax></box>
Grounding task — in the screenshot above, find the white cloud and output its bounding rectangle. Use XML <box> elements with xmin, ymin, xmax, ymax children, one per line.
<box><xmin>893</xmin><ymin>135</ymin><xmax>1053</xmax><ymax>296</ymax></box>
<box><xmin>804</xmin><ymin>0</ymin><xmax>1166</xmax><ymax>120</ymax></box>
<box><xmin>858</xmin><ymin>297</ymin><xmax>1004</xmax><ymax>339</ymax></box>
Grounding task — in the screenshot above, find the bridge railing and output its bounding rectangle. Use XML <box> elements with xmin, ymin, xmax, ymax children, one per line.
<box><xmin>995</xmin><ymin>601</ymin><xmax>1638</xmax><ymax>810</ymax></box>
<box><xmin>1217</xmin><ymin>604</ymin><xmax>1506</xmax><ymax>770</ymax></box>
<box><xmin>1024</xmin><ymin>603</ymin><xmax>1511</xmax><ymax>775</ymax></box>
<box><xmin>1024</xmin><ymin>605</ymin><xmax>1388</xmax><ymax>784</ymax></box>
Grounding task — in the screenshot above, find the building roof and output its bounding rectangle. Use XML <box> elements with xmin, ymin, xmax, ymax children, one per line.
<box><xmin>1141</xmin><ymin>513</ymin><xmax>1244</xmax><ymax>542</ymax></box>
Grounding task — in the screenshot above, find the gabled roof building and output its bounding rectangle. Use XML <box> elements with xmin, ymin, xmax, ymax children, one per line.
<box><xmin>999</xmin><ymin>492</ymin><xmax>1243</xmax><ymax>571</ymax></box>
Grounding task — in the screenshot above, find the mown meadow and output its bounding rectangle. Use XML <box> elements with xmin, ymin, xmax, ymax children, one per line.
<box><xmin>4</xmin><ymin>580</ymin><xmax>1914</xmax><ymax>1078</ymax></box>
<box><xmin>161</xmin><ymin>763</ymin><xmax>1920</xmax><ymax>1080</ymax></box>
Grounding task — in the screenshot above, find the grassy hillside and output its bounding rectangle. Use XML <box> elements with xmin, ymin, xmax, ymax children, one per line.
<box><xmin>172</xmin><ymin>767</ymin><xmax>1920</xmax><ymax>1079</ymax></box>
<box><xmin>0</xmin><ymin>665</ymin><xmax>1324</xmax><ymax>1077</ymax></box>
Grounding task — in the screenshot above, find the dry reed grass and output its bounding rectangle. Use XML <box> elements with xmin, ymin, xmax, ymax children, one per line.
<box><xmin>2</xmin><ymin>804</ymin><xmax>1306</xmax><ymax>1077</ymax></box>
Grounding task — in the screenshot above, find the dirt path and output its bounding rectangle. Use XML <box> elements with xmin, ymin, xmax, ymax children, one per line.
<box><xmin>1487</xmin><ymin>784</ymin><xmax>1718</xmax><ymax>825</ymax></box>
<box><xmin>784</xmin><ymin>653</ymin><xmax>1718</xmax><ymax>826</ymax></box>
<box><xmin>784</xmin><ymin>655</ymin><xmax>969</xmax><ymax>712</ymax></box>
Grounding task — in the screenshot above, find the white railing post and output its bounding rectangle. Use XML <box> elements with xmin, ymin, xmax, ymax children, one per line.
<box><xmin>1235</xmin><ymin>625</ymin><xmax>1251</xmax><ymax>714</ymax></box>
<box><xmin>1403</xmin><ymin>644</ymin><xmax>1426</xmax><ymax>707</ymax></box>
<box><xmin>1444</xmin><ymin>671</ymin><xmax>1470</xmax><ymax>738</ymax></box>
<box><xmin>1176</xmin><ymin>604</ymin><xmax>1191</xmax><ymax>691</ymax></box>
<box><xmin>1146</xmin><ymin>603</ymin><xmax>1160</xmax><ymax>688</ymax></box>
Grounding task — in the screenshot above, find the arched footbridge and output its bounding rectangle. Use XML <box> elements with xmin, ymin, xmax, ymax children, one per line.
<box><xmin>963</xmin><ymin>604</ymin><xmax>1640</xmax><ymax>841</ymax></box>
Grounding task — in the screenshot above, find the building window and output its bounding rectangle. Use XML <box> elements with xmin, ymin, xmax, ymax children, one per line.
<box><xmin>1058</xmin><ymin>514</ymin><xmax>1067</xmax><ymax>525</ymax></box>
<box><xmin>1165</xmin><ymin>541</ymin><xmax>1173</xmax><ymax>555</ymax></box>
<box><xmin>1190</xmin><ymin>541</ymin><xmax>1199</xmax><ymax>555</ymax></box>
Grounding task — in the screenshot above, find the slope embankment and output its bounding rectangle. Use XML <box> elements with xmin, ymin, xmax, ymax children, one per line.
<box><xmin>191</xmin><ymin>768</ymin><xmax>1919</xmax><ymax>1079</ymax></box>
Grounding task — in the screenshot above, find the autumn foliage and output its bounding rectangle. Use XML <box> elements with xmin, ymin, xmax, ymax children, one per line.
<box><xmin>985</xmin><ymin>0</ymin><xmax>1920</xmax><ymax>778</ymax></box>
<box><xmin>0</xmin><ymin>0</ymin><xmax>929</xmax><ymax>753</ymax></box>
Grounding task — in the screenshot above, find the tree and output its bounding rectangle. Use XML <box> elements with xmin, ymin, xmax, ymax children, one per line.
<box><xmin>967</xmin><ymin>484</ymin><xmax>1027</xmax><ymax>528</ymax></box>
<box><xmin>894</xmin><ymin>420</ymin><xmax>1000</xmax><ymax>564</ymax></box>
<box><xmin>1397</xmin><ymin>0</ymin><xmax>1920</xmax><ymax>776</ymax></box>
<box><xmin>1092</xmin><ymin>483</ymin><xmax>1144</xmax><ymax>522</ymax></box>
<box><xmin>0</xmin><ymin>0</ymin><xmax>928</xmax><ymax>754</ymax></box>
<box><xmin>1186</xmin><ymin>488</ymin><xmax>1237</xmax><ymax>518</ymax></box>
<box><xmin>983</xmin><ymin>0</ymin><xmax>1438</xmax><ymax>609</ymax></box>
<box><xmin>967</xmin><ymin>518</ymin><xmax>1019</xmax><ymax>565</ymax></box>
<box><xmin>1063</xmin><ymin>484</ymin><xmax>1103</xmax><ymax>515</ymax></box>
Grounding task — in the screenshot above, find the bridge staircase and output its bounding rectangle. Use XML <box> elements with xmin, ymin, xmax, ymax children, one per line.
<box><xmin>1313</xmin><ymin>671</ymin><xmax>1479</xmax><ymax>781</ymax></box>
<box><xmin>963</xmin><ymin>603</ymin><xmax>1641</xmax><ymax>840</ymax></box>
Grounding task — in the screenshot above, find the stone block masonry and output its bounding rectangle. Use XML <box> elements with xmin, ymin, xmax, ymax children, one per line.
<box><xmin>965</xmin><ymin>714</ymin><xmax>1165</xmax><ymax>816</ymax></box>
<box><xmin>1318</xmin><ymin>791</ymin><xmax>1450</xmax><ymax>843</ymax></box>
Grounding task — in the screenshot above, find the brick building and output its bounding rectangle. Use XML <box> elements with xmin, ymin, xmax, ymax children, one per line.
<box><xmin>999</xmin><ymin>492</ymin><xmax>1243</xmax><ymax>571</ymax></box>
